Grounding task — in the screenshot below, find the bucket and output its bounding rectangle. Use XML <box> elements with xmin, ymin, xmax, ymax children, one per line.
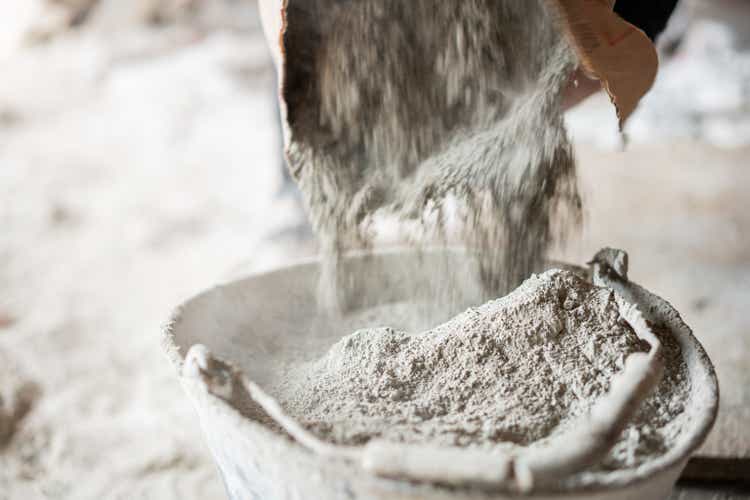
<box><xmin>163</xmin><ymin>249</ymin><xmax>718</xmax><ymax>500</ymax></box>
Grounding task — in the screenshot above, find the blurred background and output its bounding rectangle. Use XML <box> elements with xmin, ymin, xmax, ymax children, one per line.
<box><xmin>0</xmin><ymin>1</ymin><xmax>748</xmax><ymax>498</ymax></box>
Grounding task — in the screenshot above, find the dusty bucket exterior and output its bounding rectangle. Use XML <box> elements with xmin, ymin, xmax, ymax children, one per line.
<box><xmin>163</xmin><ymin>250</ymin><xmax>718</xmax><ymax>500</ymax></box>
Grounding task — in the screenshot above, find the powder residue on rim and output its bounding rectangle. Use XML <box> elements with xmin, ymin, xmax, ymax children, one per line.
<box><xmin>273</xmin><ymin>270</ymin><xmax>690</xmax><ymax>469</ymax></box>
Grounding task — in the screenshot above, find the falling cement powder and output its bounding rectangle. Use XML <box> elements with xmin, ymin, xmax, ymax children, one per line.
<box><xmin>273</xmin><ymin>0</ymin><xmax>688</xmax><ymax>479</ymax></box>
<box><xmin>281</xmin><ymin>0</ymin><xmax>581</xmax><ymax>307</ymax></box>
<box><xmin>273</xmin><ymin>270</ymin><xmax>690</xmax><ymax>470</ymax></box>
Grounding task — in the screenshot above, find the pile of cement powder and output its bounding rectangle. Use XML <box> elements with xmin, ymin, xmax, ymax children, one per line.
<box><xmin>281</xmin><ymin>0</ymin><xmax>581</xmax><ymax>305</ymax></box>
<box><xmin>275</xmin><ymin>0</ymin><xmax>689</xmax><ymax>475</ymax></box>
<box><xmin>274</xmin><ymin>270</ymin><xmax>690</xmax><ymax>470</ymax></box>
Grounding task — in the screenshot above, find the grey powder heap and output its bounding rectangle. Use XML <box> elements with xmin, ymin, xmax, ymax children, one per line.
<box><xmin>272</xmin><ymin>0</ymin><xmax>689</xmax><ymax>476</ymax></box>
<box><xmin>274</xmin><ymin>270</ymin><xmax>689</xmax><ymax>469</ymax></box>
<box><xmin>281</xmin><ymin>0</ymin><xmax>581</xmax><ymax>306</ymax></box>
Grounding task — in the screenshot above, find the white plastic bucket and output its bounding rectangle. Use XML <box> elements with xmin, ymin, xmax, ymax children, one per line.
<box><xmin>163</xmin><ymin>249</ymin><xmax>718</xmax><ymax>500</ymax></box>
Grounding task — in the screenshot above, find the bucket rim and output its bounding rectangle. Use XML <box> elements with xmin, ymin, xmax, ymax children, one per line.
<box><xmin>162</xmin><ymin>248</ymin><xmax>719</xmax><ymax>495</ymax></box>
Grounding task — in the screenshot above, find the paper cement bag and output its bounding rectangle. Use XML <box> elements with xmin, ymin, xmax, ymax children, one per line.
<box><xmin>554</xmin><ymin>0</ymin><xmax>658</xmax><ymax>128</ymax></box>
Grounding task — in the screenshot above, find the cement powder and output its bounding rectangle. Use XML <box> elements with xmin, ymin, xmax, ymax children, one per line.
<box><xmin>282</xmin><ymin>0</ymin><xmax>581</xmax><ymax>306</ymax></box>
<box><xmin>276</xmin><ymin>0</ymin><xmax>688</xmax><ymax>477</ymax></box>
<box><xmin>274</xmin><ymin>270</ymin><xmax>690</xmax><ymax>470</ymax></box>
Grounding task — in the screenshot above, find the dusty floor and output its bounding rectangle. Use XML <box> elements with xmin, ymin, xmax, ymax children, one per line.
<box><xmin>1</xmin><ymin>4</ymin><xmax>749</xmax><ymax>500</ymax></box>
<box><xmin>0</xmin><ymin>13</ymin><xmax>309</xmax><ymax>498</ymax></box>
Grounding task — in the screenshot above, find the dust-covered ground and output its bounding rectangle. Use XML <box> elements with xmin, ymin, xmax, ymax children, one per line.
<box><xmin>0</xmin><ymin>1</ymin><xmax>749</xmax><ymax>499</ymax></box>
<box><xmin>0</xmin><ymin>2</ymin><xmax>312</xmax><ymax>498</ymax></box>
